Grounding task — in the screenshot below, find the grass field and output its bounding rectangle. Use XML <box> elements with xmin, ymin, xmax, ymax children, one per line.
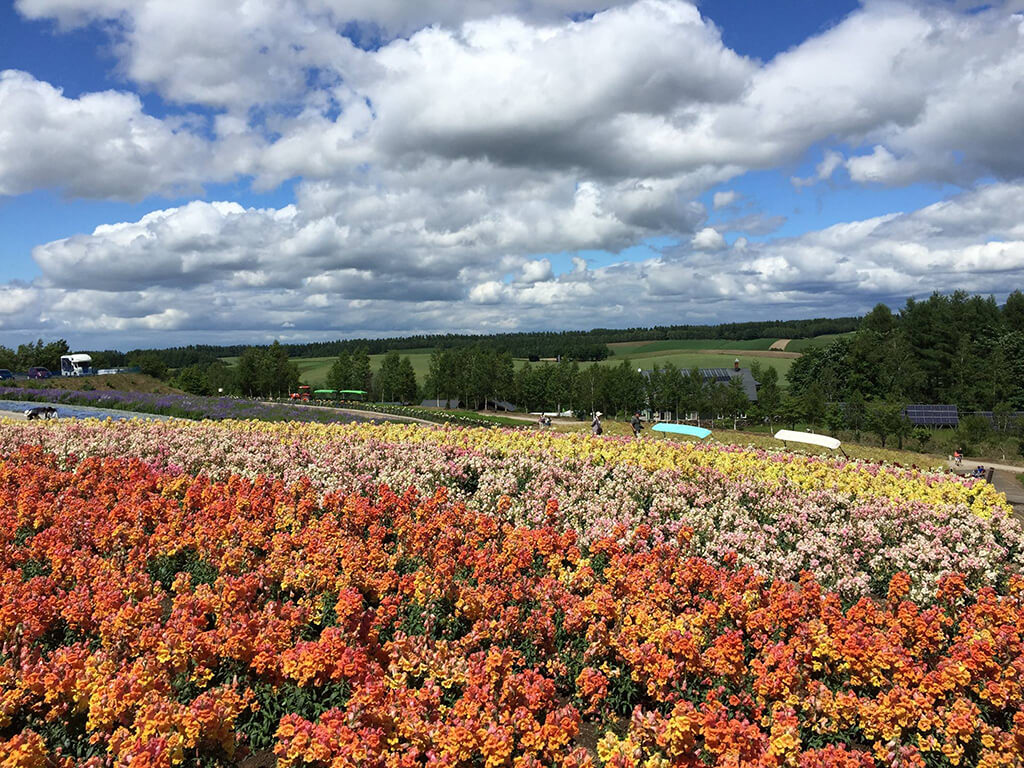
<box><xmin>510</xmin><ymin>351</ymin><xmax>795</xmax><ymax>380</ymax></box>
<box><xmin>228</xmin><ymin>341</ymin><xmax>798</xmax><ymax>388</ymax></box>
<box><xmin>222</xmin><ymin>335</ymin><xmax>852</xmax><ymax>388</ymax></box>
<box><xmin>785</xmin><ymin>333</ymin><xmax>853</xmax><ymax>352</ymax></box>
<box><xmin>593</xmin><ymin>351</ymin><xmax>795</xmax><ymax>379</ymax></box>
<box><xmin>608</xmin><ymin>338</ymin><xmax>779</xmax><ymax>353</ymax></box>
<box><xmin>296</xmin><ymin>350</ymin><xmax>436</xmax><ymax>388</ymax></box>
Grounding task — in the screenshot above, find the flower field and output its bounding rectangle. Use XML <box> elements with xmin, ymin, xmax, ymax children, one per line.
<box><xmin>1</xmin><ymin>418</ymin><xmax>1023</xmax><ymax>766</ymax></box>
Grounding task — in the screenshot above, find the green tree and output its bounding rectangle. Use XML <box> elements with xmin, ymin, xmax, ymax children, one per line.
<box><xmin>681</xmin><ymin>367</ymin><xmax>704</xmax><ymax>425</ymax></box>
<box><xmin>844</xmin><ymin>390</ymin><xmax>867</xmax><ymax>441</ymax></box>
<box><xmin>992</xmin><ymin>401</ymin><xmax>1015</xmax><ymax>433</ymax></box>
<box><xmin>349</xmin><ymin>347</ymin><xmax>373</xmax><ymax>394</ymax></box>
<box><xmin>426</xmin><ymin>349</ymin><xmax>459</xmax><ymax>406</ymax></box>
<box><xmin>175</xmin><ymin>364</ymin><xmax>209</xmax><ymax>395</ymax></box>
<box><xmin>958</xmin><ymin>414</ymin><xmax>992</xmax><ymax>454</ymax></box>
<box><xmin>912</xmin><ymin>427</ymin><xmax>932</xmax><ymax>452</ymax></box>
<box><xmin>724</xmin><ymin>376</ymin><xmax>749</xmax><ymax>430</ymax></box>
<box><xmin>493</xmin><ymin>352</ymin><xmax>515</xmax><ymax>406</ymax></box>
<box><xmin>825</xmin><ymin>404</ymin><xmax>845</xmax><ymax>437</ymax></box>
<box><xmin>326</xmin><ymin>351</ymin><xmax>353</xmax><ymax>392</ymax></box>
<box><xmin>751</xmin><ymin>364</ymin><xmax>781</xmax><ymax>430</ymax></box>
<box><xmin>397</xmin><ymin>357</ymin><xmax>419</xmax><ymax>403</ymax></box>
<box><xmin>265</xmin><ymin>341</ymin><xmax>300</xmax><ymax>397</ymax></box>
<box><xmin>375</xmin><ymin>351</ymin><xmax>403</xmax><ymax>403</ymax></box>
<box><xmin>205</xmin><ymin>360</ymin><xmax>235</xmax><ymax>395</ymax></box>
<box><xmin>16</xmin><ymin>338</ymin><xmax>70</xmax><ymax>372</ymax></box>
<box><xmin>235</xmin><ymin>347</ymin><xmax>265</xmax><ymax>397</ymax></box>
<box><xmin>866</xmin><ymin>402</ymin><xmax>903</xmax><ymax>449</ymax></box>
<box><xmin>893</xmin><ymin>411</ymin><xmax>913</xmax><ymax>450</ymax></box>
<box><xmin>0</xmin><ymin>345</ymin><xmax>18</xmax><ymax>371</ymax></box>
<box><xmin>779</xmin><ymin>392</ymin><xmax>803</xmax><ymax>430</ymax></box>
<box><xmin>130</xmin><ymin>352</ymin><xmax>169</xmax><ymax>380</ymax></box>
<box><xmin>1004</xmin><ymin>289</ymin><xmax>1024</xmax><ymax>332</ymax></box>
<box><xmin>575</xmin><ymin>364</ymin><xmax>604</xmax><ymax>418</ymax></box>
<box><xmin>801</xmin><ymin>381</ymin><xmax>827</xmax><ymax>429</ymax></box>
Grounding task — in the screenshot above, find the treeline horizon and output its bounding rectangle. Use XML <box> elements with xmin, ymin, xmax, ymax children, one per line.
<box><xmin>77</xmin><ymin>315</ymin><xmax>861</xmax><ymax>369</ymax></box>
<box><xmin>789</xmin><ymin>290</ymin><xmax>1024</xmax><ymax>411</ymax></box>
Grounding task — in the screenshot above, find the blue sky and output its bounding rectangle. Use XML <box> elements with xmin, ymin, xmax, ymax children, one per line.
<box><xmin>0</xmin><ymin>0</ymin><xmax>1022</xmax><ymax>348</ymax></box>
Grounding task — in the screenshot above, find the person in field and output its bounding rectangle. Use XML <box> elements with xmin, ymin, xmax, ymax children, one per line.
<box><xmin>591</xmin><ymin>412</ymin><xmax>602</xmax><ymax>435</ymax></box>
<box><xmin>631</xmin><ymin>412</ymin><xmax>644</xmax><ymax>438</ymax></box>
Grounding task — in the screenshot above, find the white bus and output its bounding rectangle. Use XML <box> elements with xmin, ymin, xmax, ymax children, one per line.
<box><xmin>60</xmin><ymin>354</ymin><xmax>93</xmax><ymax>377</ymax></box>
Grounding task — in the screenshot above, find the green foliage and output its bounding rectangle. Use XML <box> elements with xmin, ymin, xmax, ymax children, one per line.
<box><xmin>958</xmin><ymin>414</ymin><xmax>992</xmax><ymax>454</ymax></box>
<box><xmin>175</xmin><ymin>363</ymin><xmax>210</xmax><ymax>395</ymax></box>
<box><xmin>427</xmin><ymin>346</ymin><xmax>519</xmax><ymax>411</ymax></box>
<box><xmin>76</xmin><ymin>316</ymin><xmax>857</xmax><ymax>370</ymax></box>
<box><xmin>825</xmin><ymin>404</ymin><xmax>846</xmax><ymax>437</ymax></box>
<box><xmin>866</xmin><ymin>402</ymin><xmax>905</xmax><ymax>449</ymax></box>
<box><xmin>128</xmin><ymin>351</ymin><xmax>169</xmax><ymax>380</ymax></box>
<box><xmin>0</xmin><ymin>338</ymin><xmax>70</xmax><ymax>373</ymax></box>
<box><xmin>750</xmin><ymin>364</ymin><xmax>781</xmax><ymax>428</ymax></box>
<box><xmin>844</xmin><ymin>391</ymin><xmax>867</xmax><ymax>440</ymax></box>
<box><xmin>801</xmin><ymin>382</ymin><xmax>827</xmax><ymax>428</ymax></box>
<box><xmin>146</xmin><ymin>547</ymin><xmax>218</xmax><ymax>591</ymax></box>
<box><xmin>786</xmin><ymin>291</ymin><xmax>1024</xmax><ymax>410</ymax></box>
<box><xmin>236</xmin><ymin>341</ymin><xmax>300</xmax><ymax>397</ymax></box>
<box><xmin>326</xmin><ymin>350</ymin><xmax>353</xmax><ymax>392</ymax></box>
<box><xmin>20</xmin><ymin>557</ymin><xmax>51</xmax><ymax>580</ymax></box>
<box><xmin>14</xmin><ymin>523</ymin><xmax>34</xmax><ymax>546</ymax></box>
<box><xmin>237</xmin><ymin>680</ymin><xmax>350</xmax><ymax>751</ymax></box>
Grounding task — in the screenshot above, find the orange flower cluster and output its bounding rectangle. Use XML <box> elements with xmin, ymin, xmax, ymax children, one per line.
<box><xmin>1</xmin><ymin>445</ymin><xmax>1023</xmax><ymax>767</ymax></box>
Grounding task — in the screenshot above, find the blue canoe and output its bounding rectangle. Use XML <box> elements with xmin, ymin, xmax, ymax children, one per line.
<box><xmin>652</xmin><ymin>423</ymin><xmax>712</xmax><ymax>439</ymax></box>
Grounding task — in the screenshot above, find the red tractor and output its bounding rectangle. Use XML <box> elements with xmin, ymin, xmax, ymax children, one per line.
<box><xmin>289</xmin><ymin>385</ymin><xmax>311</xmax><ymax>402</ymax></box>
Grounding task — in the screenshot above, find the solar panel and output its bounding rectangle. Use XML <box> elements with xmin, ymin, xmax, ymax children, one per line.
<box><xmin>700</xmin><ymin>368</ymin><xmax>733</xmax><ymax>381</ymax></box>
<box><xmin>903</xmin><ymin>404</ymin><xmax>958</xmax><ymax>426</ymax></box>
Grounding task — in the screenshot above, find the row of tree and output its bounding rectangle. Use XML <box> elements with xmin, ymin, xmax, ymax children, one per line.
<box><xmin>422</xmin><ymin>346</ymin><xmax>760</xmax><ymax>423</ymax></box>
<box><xmin>326</xmin><ymin>349</ymin><xmax>418</xmax><ymax>403</ymax></box>
<box><xmin>82</xmin><ymin>315</ymin><xmax>857</xmax><ymax>369</ymax></box>
<box><xmin>789</xmin><ymin>291</ymin><xmax>1024</xmax><ymax>409</ymax></box>
<box><xmin>0</xmin><ymin>339</ymin><xmax>71</xmax><ymax>374</ymax></box>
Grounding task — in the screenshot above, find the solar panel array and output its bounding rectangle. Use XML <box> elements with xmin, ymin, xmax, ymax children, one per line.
<box><xmin>700</xmin><ymin>368</ymin><xmax>734</xmax><ymax>382</ymax></box>
<box><xmin>903</xmin><ymin>404</ymin><xmax>959</xmax><ymax>426</ymax></box>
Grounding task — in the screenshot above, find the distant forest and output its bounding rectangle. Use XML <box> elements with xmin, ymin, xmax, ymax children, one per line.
<box><xmin>86</xmin><ymin>315</ymin><xmax>860</xmax><ymax>369</ymax></box>
<box><xmin>788</xmin><ymin>290</ymin><xmax>1024</xmax><ymax>410</ymax></box>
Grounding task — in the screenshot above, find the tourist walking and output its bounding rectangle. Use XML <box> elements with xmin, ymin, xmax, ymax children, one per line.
<box><xmin>630</xmin><ymin>411</ymin><xmax>644</xmax><ymax>438</ymax></box>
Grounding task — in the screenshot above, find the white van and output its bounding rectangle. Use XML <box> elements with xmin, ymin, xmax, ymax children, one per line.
<box><xmin>60</xmin><ymin>354</ymin><xmax>93</xmax><ymax>376</ymax></box>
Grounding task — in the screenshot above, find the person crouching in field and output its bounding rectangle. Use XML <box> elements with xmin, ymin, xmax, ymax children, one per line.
<box><xmin>25</xmin><ymin>406</ymin><xmax>58</xmax><ymax>420</ymax></box>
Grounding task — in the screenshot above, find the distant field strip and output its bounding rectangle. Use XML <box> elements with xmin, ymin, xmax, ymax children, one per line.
<box><xmin>785</xmin><ymin>332</ymin><xmax>854</xmax><ymax>352</ymax></box>
<box><xmin>226</xmin><ymin>340</ymin><xmax>801</xmax><ymax>387</ymax></box>
<box><xmin>608</xmin><ymin>338</ymin><xmax>778</xmax><ymax>353</ymax></box>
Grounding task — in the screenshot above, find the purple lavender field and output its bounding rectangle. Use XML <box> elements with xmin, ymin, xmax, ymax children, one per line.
<box><xmin>0</xmin><ymin>387</ymin><xmax>373</xmax><ymax>424</ymax></box>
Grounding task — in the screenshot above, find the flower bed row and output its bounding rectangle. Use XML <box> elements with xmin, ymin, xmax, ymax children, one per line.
<box><xmin>1</xmin><ymin>447</ymin><xmax>1023</xmax><ymax>767</ymax></box>
<box><xmin>0</xmin><ymin>387</ymin><xmax>372</xmax><ymax>425</ymax></box>
<box><xmin>0</xmin><ymin>419</ymin><xmax>1018</xmax><ymax>602</ymax></box>
<box><xmin>269</xmin><ymin>399</ymin><xmax>526</xmax><ymax>428</ymax></box>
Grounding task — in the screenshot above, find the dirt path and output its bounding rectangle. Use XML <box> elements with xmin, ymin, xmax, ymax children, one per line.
<box><xmin>948</xmin><ymin>458</ymin><xmax>1024</xmax><ymax>474</ymax></box>
<box><xmin>769</xmin><ymin>338</ymin><xmax>791</xmax><ymax>351</ymax></box>
<box><xmin>948</xmin><ymin>458</ymin><xmax>1024</xmax><ymax>517</ymax></box>
<box><xmin>991</xmin><ymin>471</ymin><xmax>1024</xmax><ymax>510</ymax></box>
